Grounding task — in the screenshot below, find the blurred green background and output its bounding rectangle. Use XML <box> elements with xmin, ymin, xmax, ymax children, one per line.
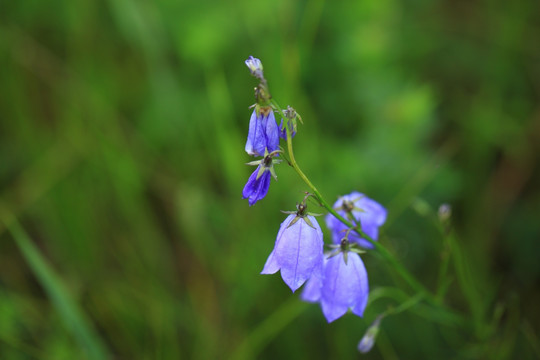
<box><xmin>1</xmin><ymin>0</ymin><xmax>539</xmax><ymax>359</ymax></box>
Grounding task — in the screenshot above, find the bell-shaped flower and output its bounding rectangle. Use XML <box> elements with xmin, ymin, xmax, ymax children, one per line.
<box><xmin>301</xmin><ymin>242</ymin><xmax>369</xmax><ymax>323</ymax></box>
<box><xmin>242</xmin><ymin>150</ymin><xmax>280</xmax><ymax>206</ymax></box>
<box><xmin>245</xmin><ymin>106</ymin><xmax>279</xmax><ymax>157</ymax></box>
<box><xmin>321</xmin><ymin>251</ymin><xmax>369</xmax><ymax>322</ymax></box>
<box><xmin>261</xmin><ymin>203</ymin><xmax>324</xmax><ymax>292</ymax></box>
<box><xmin>325</xmin><ymin>192</ymin><xmax>387</xmax><ymax>249</ymax></box>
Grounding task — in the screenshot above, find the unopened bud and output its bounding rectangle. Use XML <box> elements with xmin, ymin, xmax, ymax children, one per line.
<box><xmin>245</xmin><ymin>56</ymin><xmax>264</xmax><ymax>81</ymax></box>
<box><xmin>357</xmin><ymin>315</ymin><xmax>383</xmax><ymax>354</ymax></box>
<box><xmin>438</xmin><ymin>203</ymin><xmax>452</xmax><ymax>223</ymax></box>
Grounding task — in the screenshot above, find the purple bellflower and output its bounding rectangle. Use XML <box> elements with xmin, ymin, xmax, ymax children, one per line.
<box><xmin>326</xmin><ymin>192</ymin><xmax>387</xmax><ymax>249</ymax></box>
<box><xmin>261</xmin><ymin>203</ymin><xmax>324</xmax><ymax>292</ymax></box>
<box><xmin>245</xmin><ymin>106</ymin><xmax>279</xmax><ymax>157</ymax></box>
<box><xmin>242</xmin><ymin>150</ymin><xmax>281</xmax><ymax>206</ymax></box>
<box><xmin>301</xmin><ymin>246</ymin><xmax>369</xmax><ymax>323</ymax></box>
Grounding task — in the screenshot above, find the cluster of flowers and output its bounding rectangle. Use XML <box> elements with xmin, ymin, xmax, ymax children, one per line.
<box><xmin>242</xmin><ymin>56</ymin><xmax>298</xmax><ymax>206</ymax></box>
<box><xmin>241</xmin><ymin>56</ymin><xmax>280</xmax><ymax>206</ymax></box>
<box><xmin>242</xmin><ymin>56</ymin><xmax>387</xmax><ymax>325</ymax></box>
<box><xmin>262</xmin><ymin>194</ymin><xmax>386</xmax><ymax>322</ymax></box>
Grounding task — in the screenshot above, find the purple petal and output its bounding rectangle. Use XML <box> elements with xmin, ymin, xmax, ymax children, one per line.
<box><xmin>245</xmin><ymin>56</ymin><xmax>264</xmax><ymax>80</ymax></box>
<box><xmin>274</xmin><ymin>215</ymin><xmax>323</xmax><ymax>292</ymax></box>
<box><xmin>325</xmin><ymin>211</ymin><xmax>348</xmax><ymax>244</ymax></box>
<box><xmin>353</xmin><ymin>197</ymin><xmax>387</xmax><ymax>229</ymax></box>
<box><xmin>261</xmin><ymin>214</ymin><xmax>294</xmax><ymax>275</ymax></box>
<box><xmin>242</xmin><ymin>166</ymin><xmax>271</xmax><ymax>206</ymax></box>
<box><xmin>261</xmin><ymin>250</ymin><xmax>280</xmax><ymax>274</ymax></box>
<box><xmin>300</xmin><ymin>259</ymin><xmax>325</xmax><ymax>303</ymax></box>
<box><xmin>325</xmin><ymin>193</ymin><xmax>387</xmax><ymax>249</ymax></box>
<box><xmin>321</xmin><ymin>252</ymin><xmax>369</xmax><ymax>322</ymax></box>
<box><xmin>263</xmin><ymin>111</ymin><xmax>279</xmax><ymax>153</ymax></box>
<box><xmin>349</xmin><ymin>254</ymin><xmax>369</xmax><ymax>317</ymax></box>
<box><xmin>321</xmin><ymin>299</ymin><xmax>349</xmax><ymax>323</ymax></box>
<box><xmin>261</xmin><ymin>215</ymin><xmax>293</xmax><ymax>275</ymax></box>
<box><xmin>245</xmin><ymin>110</ymin><xmax>266</xmax><ymax>156</ymax></box>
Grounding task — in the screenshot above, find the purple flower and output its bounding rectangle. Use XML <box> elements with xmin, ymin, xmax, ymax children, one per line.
<box><xmin>242</xmin><ymin>151</ymin><xmax>280</xmax><ymax>206</ymax></box>
<box><xmin>302</xmin><ymin>251</ymin><xmax>369</xmax><ymax>323</ymax></box>
<box><xmin>300</xmin><ymin>258</ymin><xmax>325</xmax><ymax>303</ymax></box>
<box><xmin>261</xmin><ymin>204</ymin><xmax>324</xmax><ymax>292</ymax></box>
<box><xmin>245</xmin><ymin>56</ymin><xmax>264</xmax><ymax>81</ymax></box>
<box><xmin>325</xmin><ymin>192</ymin><xmax>387</xmax><ymax>249</ymax></box>
<box><xmin>242</xmin><ymin>165</ymin><xmax>271</xmax><ymax>206</ymax></box>
<box><xmin>245</xmin><ymin>107</ymin><xmax>279</xmax><ymax>157</ymax></box>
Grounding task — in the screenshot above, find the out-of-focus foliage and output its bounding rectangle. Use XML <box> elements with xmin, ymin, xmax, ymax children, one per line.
<box><xmin>0</xmin><ymin>0</ymin><xmax>539</xmax><ymax>359</ymax></box>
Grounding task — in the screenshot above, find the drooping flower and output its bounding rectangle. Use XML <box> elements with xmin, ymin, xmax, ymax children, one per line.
<box><xmin>242</xmin><ymin>166</ymin><xmax>271</xmax><ymax>206</ymax></box>
<box><xmin>261</xmin><ymin>203</ymin><xmax>324</xmax><ymax>292</ymax></box>
<box><xmin>302</xmin><ymin>248</ymin><xmax>369</xmax><ymax>323</ymax></box>
<box><xmin>242</xmin><ymin>150</ymin><xmax>280</xmax><ymax>206</ymax></box>
<box><xmin>245</xmin><ymin>56</ymin><xmax>264</xmax><ymax>81</ymax></box>
<box><xmin>325</xmin><ymin>192</ymin><xmax>387</xmax><ymax>249</ymax></box>
<box><xmin>245</xmin><ymin>106</ymin><xmax>279</xmax><ymax>157</ymax></box>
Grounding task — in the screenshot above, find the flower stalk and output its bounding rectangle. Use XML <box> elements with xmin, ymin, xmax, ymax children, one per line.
<box><xmin>274</xmin><ymin>100</ymin><xmax>454</xmax><ymax>311</ymax></box>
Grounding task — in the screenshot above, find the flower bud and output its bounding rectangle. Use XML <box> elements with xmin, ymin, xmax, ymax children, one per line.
<box><xmin>245</xmin><ymin>56</ymin><xmax>264</xmax><ymax>81</ymax></box>
<box><xmin>357</xmin><ymin>315</ymin><xmax>383</xmax><ymax>354</ymax></box>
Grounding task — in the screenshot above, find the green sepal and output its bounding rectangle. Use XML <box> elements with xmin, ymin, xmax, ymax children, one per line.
<box><xmin>350</xmin><ymin>247</ymin><xmax>366</xmax><ymax>255</ymax></box>
<box><xmin>287</xmin><ymin>216</ymin><xmax>301</xmax><ymax>228</ymax></box>
<box><xmin>302</xmin><ymin>215</ymin><xmax>316</xmax><ymax>230</ymax></box>
<box><xmin>245</xmin><ymin>160</ymin><xmax>262</xmax><ymax>166</ymax></box>
<box><xmin>269</xmin><ymin>166</ymin><xmax>278</xmax><ymax>181</ymax></box>
<box><xmin>326</xmin><ymin>249</ymin><xmax>341</xmax><ymax>260</ymax></box>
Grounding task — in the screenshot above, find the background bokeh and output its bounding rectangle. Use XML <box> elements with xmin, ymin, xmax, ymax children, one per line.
<box><xmin>1</xmin><ymin>0</ymin><xmax>539</xmax><ymax>359</ymax></box>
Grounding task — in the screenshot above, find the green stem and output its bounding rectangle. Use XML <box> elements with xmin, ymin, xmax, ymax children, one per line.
<box><xmin>273</xmin><ymin>101</ymin><xmax>458</xmax><ymax>313</ymax></box>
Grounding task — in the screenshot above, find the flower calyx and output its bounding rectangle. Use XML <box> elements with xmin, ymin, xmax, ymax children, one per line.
<box><xmin>280</xmin><ymin>197</ymin><xmax>321</xmax><ymax>230</ymax></box>
<box><xmin>327</xmin><ymin>238</ymin><xmax>366</xmax><ymax>265</ymax></box>
<box><xmin>279</xmin><ymin>105</ymin><xmax>302</xmax><ymax>140</ymax></box>
<box><xmin>337</xmin><ymin>195</ymin><xmax>366</xmax><ymax>224</ymax></box>
<box><xmin>245</xmin><ymin>149</ymin><xmax>281</xmax><ymax>181</ymax></box>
